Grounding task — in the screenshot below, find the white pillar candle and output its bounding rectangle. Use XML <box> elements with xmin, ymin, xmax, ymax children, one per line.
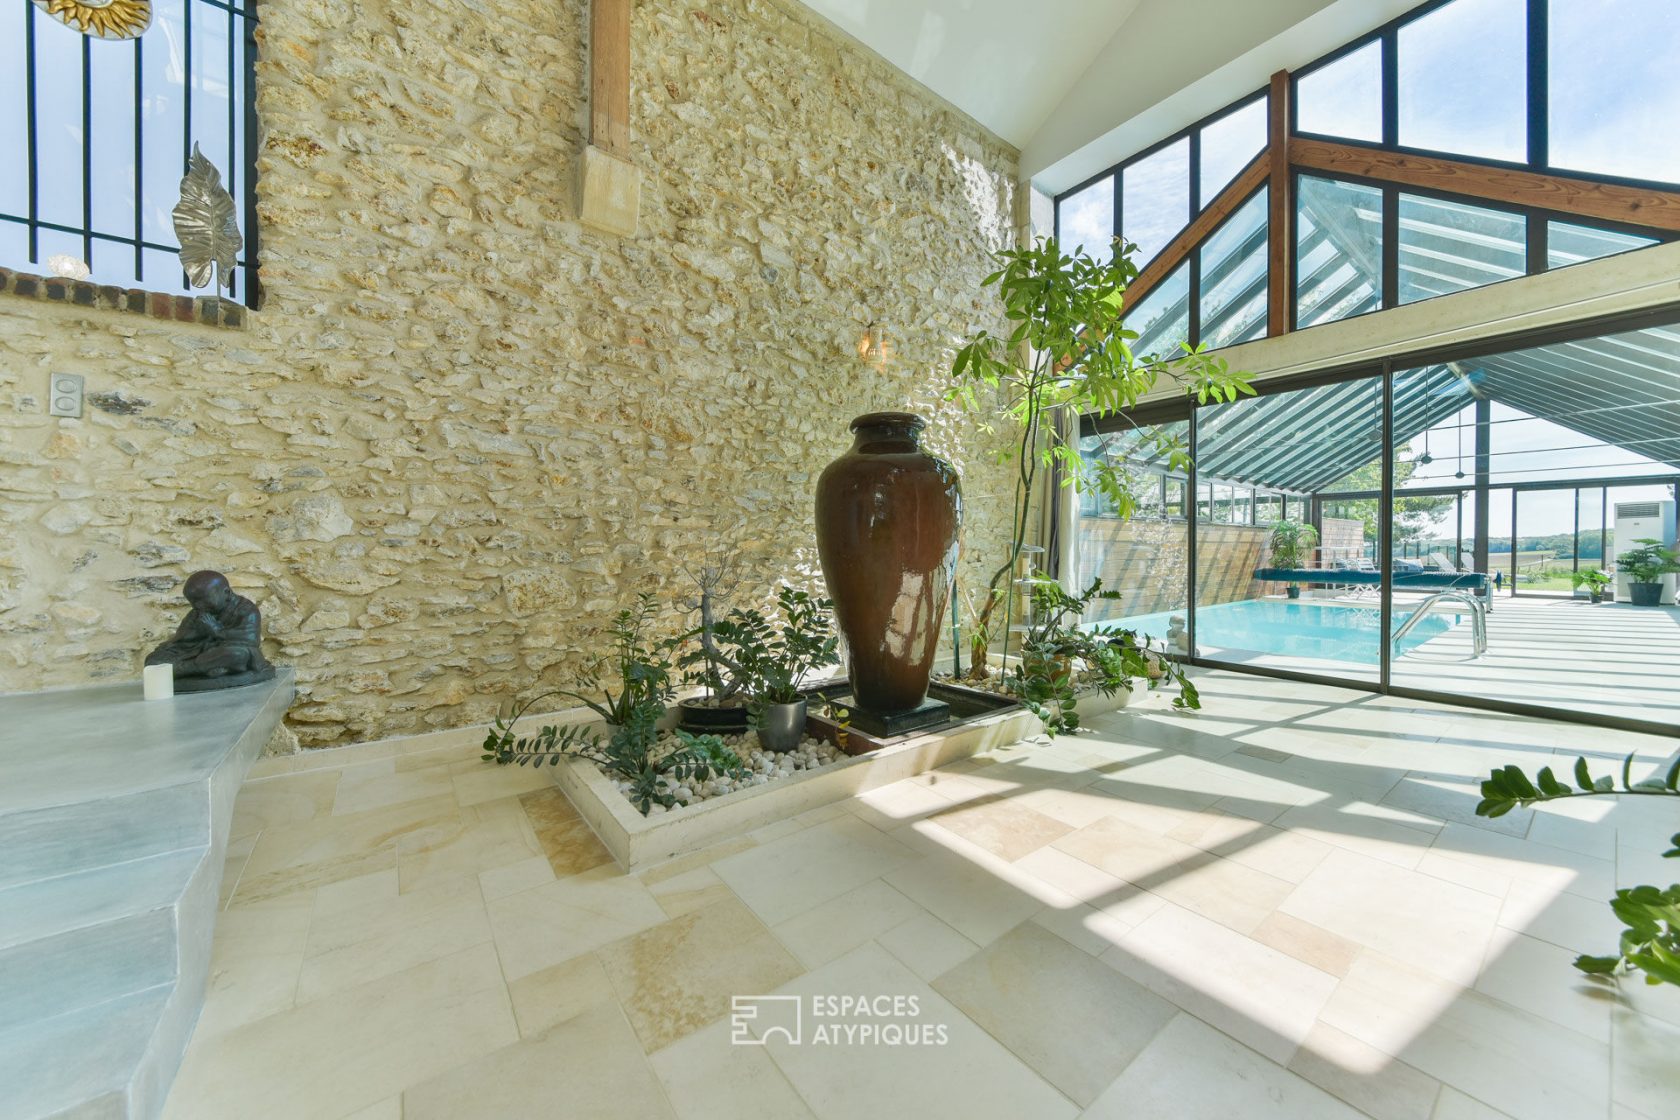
<box><xmin>143</xmin><ymin>663</ymin><xmax>174</xmax><ymax>701</ymax></box>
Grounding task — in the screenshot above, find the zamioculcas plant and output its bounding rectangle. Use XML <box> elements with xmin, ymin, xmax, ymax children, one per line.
<box><xmin>1477</xmin><ymin>754</ymin><xmax>1680</xmax><ymax>985</ymax></box>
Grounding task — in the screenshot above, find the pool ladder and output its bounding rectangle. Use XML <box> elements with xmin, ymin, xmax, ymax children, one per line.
<box><xmin>1391</xmin><ymin>590</ymin><xmax>1488</xmax><ymax>660</ymax></box>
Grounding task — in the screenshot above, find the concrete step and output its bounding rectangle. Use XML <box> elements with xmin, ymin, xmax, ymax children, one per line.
<box><xmin>0</xmin><ymin>671</ymin><xmax>294</xmax><ymax>1120</ymax></box>
<box><xmin>0</xmin><ymin>849</ymin><xmax>207</xmax><ymax>1032</ymax></box>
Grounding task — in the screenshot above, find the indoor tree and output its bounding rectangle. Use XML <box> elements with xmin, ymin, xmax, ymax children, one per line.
<box><xmin>947</xmin><ymin>235</ymin><xmax>1253</xmax><ymax>677</ymax></box>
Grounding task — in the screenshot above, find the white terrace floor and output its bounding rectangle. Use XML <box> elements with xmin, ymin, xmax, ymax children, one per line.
<box><xmin>162</xmin><ymin>671</ymin><xmax>1680</xmax><ymax>1120</ymax></box>
<box><xmin>1395</xmin><ymin>594</ymin><xmax>1680</xmax><ymax>726</ymax></box>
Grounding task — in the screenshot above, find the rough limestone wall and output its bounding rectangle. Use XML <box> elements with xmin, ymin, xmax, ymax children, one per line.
<box><xmin>0</xmin><ymin>0</ymin><xmax>1019</xmax><ymax>745</ymax></box>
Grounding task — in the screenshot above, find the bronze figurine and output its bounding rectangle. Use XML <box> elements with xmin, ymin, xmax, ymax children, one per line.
<box><xmin>144</xmin><ymin>570</ymin><xmax>275</xmax><ymax>692</ymax></box>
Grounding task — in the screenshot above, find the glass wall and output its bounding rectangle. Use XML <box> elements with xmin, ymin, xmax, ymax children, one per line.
<box><xmin>1069</xmin><ymin>316</ymin><xmax>1680</xmax><ymax>733</ymax></box>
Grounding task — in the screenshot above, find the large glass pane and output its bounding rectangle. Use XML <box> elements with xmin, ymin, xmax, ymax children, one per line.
<box><xmin>1073</xmin><ymin>422</ymin><xmax>1190</xmax><ymax>648</ymax></box>
<box><xmin>1390</xmin><ymin>326</ymin><xmax>1680</xmax><ymax>725</ymax></box>
<box><xmin>1199</xmin><ymin>187</ymin><xmax>1268</xmax><ymax>349</ymax></box>
<box><xmin>1122</xmin><ymin>261</ymin><xmax>1190</xmax><ymax>361</ymax></box>
<box><xmin>1058</xmin><ymin>176</ymin><xmax>1114</xmax><ymax>262</ymax></box>
<box><xmin>1295</xmin><ymin>40</ymin><xmax>1382</xmax><ymax>143</ymax></box>
<box><xmin>34</xmin><ymin>9</ymin><xmax>85</xmax><ymax>230</ymax></box>
<box><xmin>1194</xmin><ymin>376</ymin><xmax>1386</xmax><ymax>683</ymax></box>
<box><xmin>1397</xmin><ymin>0</ymin><xmax>1526</xmax><ymax>162</ymax></box>
<box><xmin>1546</xmin><ymin>220</ymin><xmax>1659</xmax><ymax>270</ymax></box>
<box><xmin>1200</xmin><ymin>97</ymin><xmax>1267</xmax><ymax>202</ymax></box>
<box><xmin>1121</xmin><ymin>138</ymin><xmax>1190</xmax><ymax>269</ymax></box>
<box><xmin>1550</xmin><ymin>0</ymin><xmax>1680</xmax><ymax>184</ymax></box>
<box><xmin>1296</xmin><ymin>176</ymin><xmax>1383</xmax><ymax>328</ymax></box>
<box><xmin>1397</xmin><ymin>193</ymin><xmax>1525</xmax><ymax>304</ymax></box>
<box><xmin>0</xmin><ymin>5</ymin><xmax>26</xmax><ymax>220</ymax></box>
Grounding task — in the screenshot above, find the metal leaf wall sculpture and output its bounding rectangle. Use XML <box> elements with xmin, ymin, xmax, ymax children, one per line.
<box><xmin>33</xmin><ymin>1</ymin><xmax>153</xmax><ymax>40</ymax></box>
<box><xmin>172</xmin><ymin>144</ymin><xmax>242</xmax><ymax>293</ymax></box>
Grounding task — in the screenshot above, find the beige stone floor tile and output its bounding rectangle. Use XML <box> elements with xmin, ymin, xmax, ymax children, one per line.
<box><xmin>746</xmin><ymin>802</ymin><xmax>850</xmax><ymax>844</ymax></box>
<box><xmin>231</xmin><ymin>794</ymin><xmax>457</xmax><ymax>905</ymax></box>
<box><xmin>711</xmin><ymin>815</ymin><xmax>919</xmax><ymax>927</ymax></box>
<box><xmin>335</xmin><ymin>1096</ymin><xmax>401</xmax><ymax>1120</ymax></box>
<box><xmin>1028</xmin><ymin>900</ymin><xmax>1134</xmax><ymax>956</ymax></box>
<box><xmin>650</xmin><ymin>1018</ymin><xmax>816</xmax><ymax>1120</ymax></box>
<box><xmin>599</xmin><ymin>896</ymin><xmax>805</xmax><ymax>1053</ymax></box>
<box><xmin>1319</xmin><ymin>950</ymin><xmax>1610</xmax><ymax>1120</ymax></box>
<box><xmin>1428</xmin><ymin>822</ymin><xmax>1615</xmax><ymax>901</ymax></box>
<box><xmin>217</xmin><ymin>832</ymin><xmax>257</xmax><ymax>909</ymax></box>
<box><xmin>1525</xmin><ymin>803</ymin><xmax>1617</xmax><ymax>861</ymax></box>
<box><xmin>313</xmin><ymin>868</ymin><xmax>398</xmax><ymax>918</ymax></box>
<box><xmin>754</xmin><ymin>942</ymin><xmax>1077</xmax><ymax>1120</ymax></box>
<box><xmin>517</xmin><ymin>786</ymin><xmax>614</xmax><ymax>877</ymax></box>
<box><xmin>163</xmin><ymin>944</ymin><xmax>517</xmax><ymax>1120</ymax></box>
<box><xmin>1052</xmin><ymin>814</ymin><xmax>1294</xmax><ymax>934</ymax></box>
<box><xmin>1432</xmin><ymin>1087</ymin><xmax>1515</xmax><ymax>1119</ymax></box>
<box><xmin>1012</xmin><ymin>843</ymin><xmax>1132</xmax><ymax>904</ymax></box>
<box><xmin>1611</xmin><ymin>1008</ymin><xmax>1680</xmax><ymax>1120</ymax></box>
<box><xmin>1288</xmin><ymin>1021</ymin><xmax>1443</xmax><ymax>1120</ymax></box>
<box><xmin>486</xmin><ymin>863</ymin><xmax>667</xmax><ymax>981</ymax></box>
<box><xmin>403</xmin><ymin>1000</ymin><xmax>674</xmax><ymax>1120</ymax></box>
<box><xmin>1082</xmin><ymin>1012</ymin><xmax>1366</xmax><ymax>1120</ymax></box>
<box><xmin>1168</xmin><ymin>809</ymin><xmax>1335</xmax><ymax>884</ymax></box>
<box><xmin>395</xmin><ymin>794</ymin><xmax>544</xmax><ymax>895</ymax></box>
<box><xmin>648</xmin><ymin>864</ymin><xmax>737</xmax><ymax>919</ymax></box>
<box><xmin>1270</xmin><ymin>800</ymin><xmax>1441</xmax><ymax>870</ymax></box>
<box><xmin>846</xmin><ymin>776</ymin><xmax>967</xmax><ymax>832</ymax></box>
<box><xmin>770</xmin><ymin>878</ymin><xmax>920</xmax><ymax>969</ymax></box>
<box><xmin>299</xmin><ymin>872</ymin><xmax>493</xmax><ymax>1004</ymax></box>
<box><xmin>451</xmin><ymin>761</ymin><xmax>554</xmax><ymax>807</ymax></box>
<box><xmin>874</xmin><ymin>909</ymin><xmax>981</xmax><ymax>981</ymax></box>
<box><xmin>1380</xmin><ymin>776</ymin><xmax>1532</xmax><ymax>837</ymax></box>
<box><xmin>230</xmin><ymin>770</ymin><xmax>341</xmax><ymax>840</ymax></box>
<box><xmin>882</xmin><ymin>848</ymin><xmax>1046</xmax><ymax>947</ymax></box>
<box><xmin>1281</xmin><ymin>848</ymin><xmax>1503</xmax><ymax>986</ymax></box>
<box><xmin>331</xmin><ymin>762</ymin><xmax>457</xmax><ymax>817</ymax></box>
<box><xmin>634</xmin><ymin>837</ymin><xmax>757</xmax><ymax>887</ymax></box>
<box><xmin>194</xmin><ymin>890</ymin><xmax>315</xmax><ymax>1039</ymax></box>
<box><xmin>1474</xmin><ymin>931</ymin><xmax>1617</xmax><ymax>1043</ymax></box>
<box><xmin>933</xmin><ymin>921</ymin><xmax>1175</xmax><ymax>1107</ymax></box>
<box><xmin>922</xmin><ymin>793</ymin><xmax>1073</xmax><ymax>861</ymax></box>
<box><xmin>505</xmin><ymin>950</ymin><xmax>618</xmax><ymax>1038</ymax></box>
<box><xmin>477</xmin><ymin>854</ymin><xmax>555</xmax><ymax>902</ymax></box>
<box><xmin>1251</xmin><ymin>909</ymin><xmax>1361</xmax><ymax>977</ymax></box>
<box><xmin>1104</xmin><ymin>900</ymin><xmax>1338</xmax><ymax>1064</ymax></box>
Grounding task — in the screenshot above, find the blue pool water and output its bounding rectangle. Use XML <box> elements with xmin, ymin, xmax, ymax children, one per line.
<box><xmin>1092</xmin><ymin>599</ymin><xmax>1456</xmax><ymax>665</ymax></box>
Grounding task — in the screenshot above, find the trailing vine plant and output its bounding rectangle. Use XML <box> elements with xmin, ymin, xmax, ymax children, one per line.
<box><xmin>946</xmin><ymin>235</ymin><xmax>1253</xmax><ymax>679</ymax></box>
<box><xmin>1476</xmin><ymin>754</ymin><xmax>1680</xmax><ymax>985</ymax></box>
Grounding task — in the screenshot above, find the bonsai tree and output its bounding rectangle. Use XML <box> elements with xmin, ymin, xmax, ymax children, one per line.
<box><xmin>1615</xmin><ymin>538</ymin><xmax>1680</xmax><ymax>605</ymax></box>
<box><xmin>1267</xmin><ymin>519</ymin><xmax>1320</xmax><ymax>598</ymax></box>
<box><xmin>1477</xmin><ymin>755</ymin><xmax>1680</xmax><ymax>986</ymax></box>
<box><xmin>947</xmin><ymin>235</ymin><xmax>1253</xmax><ymax>679</ymax></box>
<box><xmin>1569</xmin><ymin>568</ymin><xmax>1612</xmax><ymax>603</ymax></box>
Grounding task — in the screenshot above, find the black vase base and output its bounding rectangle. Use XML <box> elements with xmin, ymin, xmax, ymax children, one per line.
<box><xmin>171</xmin><ymin>667</ymin><xmax>277</xmax><ymax>693</ymax></box>
<box><xmin>839</xmin><ymin>697</ymin><xmax>951</xmax><ymax>738</ymax></box>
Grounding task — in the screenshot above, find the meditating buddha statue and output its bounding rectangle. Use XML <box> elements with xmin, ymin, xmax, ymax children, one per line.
<box><xmin>144</xmin><ymin>570</ymin><xmax>275</xmax><ymax>691</ymax></box>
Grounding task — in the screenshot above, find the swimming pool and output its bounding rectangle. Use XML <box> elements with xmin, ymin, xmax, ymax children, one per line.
<box><xmin>1091</xmin><ymin>598</ymin><xmax>1457</xmax><ymax>665</ymax></box>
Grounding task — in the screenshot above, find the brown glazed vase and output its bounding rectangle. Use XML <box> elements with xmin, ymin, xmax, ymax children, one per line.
<box><xmin>815</xmin><ymin>412</ymin><xmax>963</xmax><ymax>715</ymax></box>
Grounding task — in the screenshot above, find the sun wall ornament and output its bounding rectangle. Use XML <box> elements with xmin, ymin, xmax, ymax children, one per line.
<box><xmin>172</xmin><ymin>144</ymin><xmax>243</xmax><ymax>295</ymax></box>
<box><xmin>32</xmin><ymin>0</ymin><xmax>153</xmax><ymax>40</ymax></box>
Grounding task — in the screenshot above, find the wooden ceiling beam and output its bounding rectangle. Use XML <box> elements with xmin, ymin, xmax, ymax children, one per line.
<box><xmin>1291</xmin><ymin>137</ymin><xmax>1680</xmax><ymax>233</ymax></box>
<box><xmin>1122</xmin><ymin>152</ymin><xmax>1269</xmax><ymax>317</ymax></box>
<box><xmin>1266</xmin><ymin>70</ymin><xmax>1292</xmax><ymax>336</ymax></box>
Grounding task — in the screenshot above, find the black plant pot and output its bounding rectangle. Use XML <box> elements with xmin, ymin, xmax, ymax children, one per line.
<box><xmin>1629</xmin><ymin>582</ymin><xmax>1664</xmax><ymax>607</ymax></box>
<box><xmin>1589</xmin><ymin>590</ymin><xmax>1603</xmax><ymax>604</ymax></box>
<box><xmin>677</xmin><ymin>697</ymin><xmax>750</xmax><ymax>735</ymax></box>
<box><xmin>1286</xmin><ymin>586</ymin><xmax>1302</xmax><ymax>600</ymax></box>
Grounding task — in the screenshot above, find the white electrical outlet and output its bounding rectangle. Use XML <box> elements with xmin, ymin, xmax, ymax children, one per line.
<box><xmin>49</xmin><ymin>374</ymin><xmax>83</xmax><ymax>418</ymax></box>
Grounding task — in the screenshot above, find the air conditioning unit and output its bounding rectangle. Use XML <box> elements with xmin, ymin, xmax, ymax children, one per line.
<box><xmin>1613</xmin><ymin>499</ymin><xmax>1677</xmax><ymax>604</ymax></box>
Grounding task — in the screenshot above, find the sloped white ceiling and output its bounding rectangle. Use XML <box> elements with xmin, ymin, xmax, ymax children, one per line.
<box><xmin>789</xmin><ymin>0</ymin><xmax>1144</xmax><ymax>148</ymax></box>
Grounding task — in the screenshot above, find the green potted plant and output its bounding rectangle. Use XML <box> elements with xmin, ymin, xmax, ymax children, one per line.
<box><xmin>728</xmin><ymin>587</ymin><xmax>839</xmax><ymax>753</ymax></box>
<box><xmin>1569</xmin><ymin>568</ymin><xmax>1613</xmax><ymax>604</ymax></box>
<box><xmin>1014</xmin><ymin>576</ymin><xmax>1199</xmax><ymax>735</ymax></box>
<box><xmin>1267</xmin><ymin>519</ymin><xmax>1319</xmax><ymax>600</ymax></box>
<box><xmin>676</xmin><ymin>565</ymin><xmax>752</xmax><ymax>734</ymax></box>
<box><xmin>1616</xmin><ymin>538</ymin><xmax>1680</xmax><ymax>606</ymax></box>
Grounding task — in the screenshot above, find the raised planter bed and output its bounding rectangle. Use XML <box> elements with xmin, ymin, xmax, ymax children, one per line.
<box><xmin>541</xmin><ymin>679</ymin><xmax>1134</xmax><ymax>871</ymax></box>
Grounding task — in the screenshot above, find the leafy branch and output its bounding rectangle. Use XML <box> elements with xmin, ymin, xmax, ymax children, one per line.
<box><xmin>1475</xmin><ymin>754</ymin><xmax>1680</xmax><ymax>985</ymax></box>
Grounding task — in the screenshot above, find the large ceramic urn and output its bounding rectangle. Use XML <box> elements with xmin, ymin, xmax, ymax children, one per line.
<box><xmin>815</xmin><ymin>412</ymin><xmax>962</xmax><ymax>715</ymax></box>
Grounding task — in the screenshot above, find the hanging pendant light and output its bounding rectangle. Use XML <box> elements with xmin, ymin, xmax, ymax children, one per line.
<box><xmin>1453</xmin><ymin>410</ymin><xmax>1465</xmax><ymax>479</ymax></box>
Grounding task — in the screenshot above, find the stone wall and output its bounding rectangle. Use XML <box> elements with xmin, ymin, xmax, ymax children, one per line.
<box><xmin>0</xmin><ymin>0</ymin><xmax>1020</xmax><ymax>745</ymax></box>
<box><xmin>1077</xmin><ymin>517</ymin><xmax>1266</xmax><ymax>622</ymax></box>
